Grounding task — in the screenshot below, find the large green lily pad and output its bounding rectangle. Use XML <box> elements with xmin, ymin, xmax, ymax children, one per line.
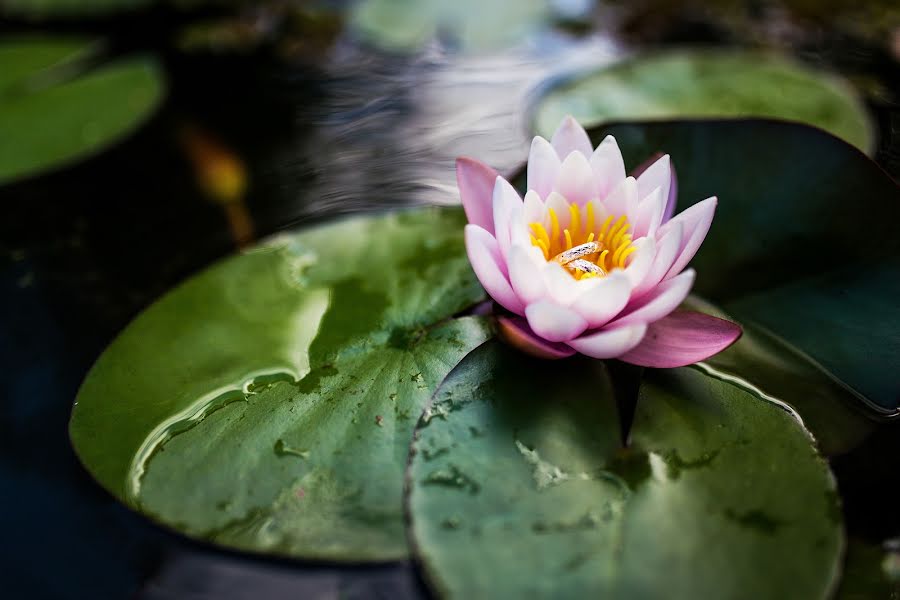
<box><xmin>0</xmin><ymin>37</ymin><xmax>164</xmax><ymax>185</ymax></box>
<box><xmin>595</xmin><ymin>119</ymin><xmax>900</xmax><ymax>414</ymax></box>
<box><xmin>535</xmin><ymin>51</ymin><xmax>874</xmax><ymax>153</ymax></box>
<box><xmin>70</xmin><ymin>208</ymin><xmax>491</xmax><ymax>561</ymax></box>
<box><xmin>407</xmin><ymin>342</ymin><xmax>843</xmax><ymax>598</ymax></box>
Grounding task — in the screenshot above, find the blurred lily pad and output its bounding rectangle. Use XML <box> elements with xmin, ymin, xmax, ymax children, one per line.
<box><xmin>407</xmin><ymin>342</ymin><xmax>843</xmax><ymax>598</ymax></box>
<box><xmin>0</xmin><ymin>37</ymin><xmax>164</xmax><ymax>185</ymax></box>
<box><xmin>596</xmin><ymin>119</ymin><xmax>900</xmax><ymax>414</ymax></box>
<box><xmin>0</xmin><ymin>0</ymin><xmax>151</xmax><ymax>19</ymax></box>
<box><xmin>69</xmin><ymin>208</ymin><xmax>491</xmax><ymax>561</ymax></box>
<box><xmin>0</xmin><ymin>37</ymin><xmax>90</xmax><ymax>92</ymax></box>
<box><xmin>535</xmin><ymin>51</ymin><xmax>874</xmax><ymax>153</ymax></box>
<box><xmin>349</xmin><ymin>0</ymin><xmax>554</xmax><ymax>52</ymax></box>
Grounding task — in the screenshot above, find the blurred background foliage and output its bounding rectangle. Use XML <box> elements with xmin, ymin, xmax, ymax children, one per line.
<box><xmin>0</xmin><ymin>0</ymin><xmax>898</xmax><ymax>183</ymax></box>
<box><xmin>1</xmin><ymin>0</ymin><xmax>899</xmax><ymax>598</ymax></box>
<box><xmin>0</xmin><ymin>38</ymin><xmax>163</xmax><ymax>185</ymax></box>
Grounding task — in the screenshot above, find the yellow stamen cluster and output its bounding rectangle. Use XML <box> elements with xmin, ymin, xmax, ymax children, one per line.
<box><xmin>529</xmin><ymin>201</ymin><xmax>636</xmax><ymax>280</ymax></box>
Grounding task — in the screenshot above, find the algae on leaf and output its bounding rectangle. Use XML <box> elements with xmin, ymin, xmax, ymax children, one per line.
<box><xmin>407</xmin><ymin>342</ymin><xmax>843</xmax><ymax>599</ymax></box>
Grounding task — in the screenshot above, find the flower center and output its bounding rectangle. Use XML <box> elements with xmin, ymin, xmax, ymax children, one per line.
<box><xmin>528</xmin><ymin>200</ymin><xmax>636</xmax><ymax>280</ymax></box>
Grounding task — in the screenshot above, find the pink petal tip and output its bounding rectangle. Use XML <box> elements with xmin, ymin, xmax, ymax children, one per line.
<box><xmin>618</xmin><ymin>311</ymin><xmax>742</xmax><ymax>368</ymax></box>
<box><xmin>456</xmin><ymin>157</ymin><xmax>500</xmax><ymax>234</ymax></box>
<box><xmin>632</xmin><ymin>152</ymin><xmax>678</xmax><ymax>223</ymax></box>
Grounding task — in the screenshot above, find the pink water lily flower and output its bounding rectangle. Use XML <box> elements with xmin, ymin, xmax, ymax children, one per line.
<box><xmin>458</xmin><ymin>116</ymin><xmax>741</xmax><ymax>366</ymax></box>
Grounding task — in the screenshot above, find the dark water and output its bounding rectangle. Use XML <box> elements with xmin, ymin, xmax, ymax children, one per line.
<box><xmin>1</xmin><ymin>5</ymin><xmax>899</xmax><ymax>599</ymax></box>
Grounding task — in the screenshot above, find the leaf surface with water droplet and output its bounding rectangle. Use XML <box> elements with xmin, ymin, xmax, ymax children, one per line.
<box><xmin>406</xmin><ymin>341</ymin><xmax>843</xmax><ymax>598</ymax></box>
<box><xmin>70</xmin><ymin>207</ymin><xmax>490</xmax><ymax>561</ymax></box>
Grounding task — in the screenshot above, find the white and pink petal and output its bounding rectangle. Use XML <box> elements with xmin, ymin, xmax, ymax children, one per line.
<box><xmin>633</xmin><ymin>221</ymin><xmax>683</xmax><ymax>298</ymax></box>
<box><xmin>611</xmin><ymin>268</ymin><xmax>696</xmax><ymax>328</ymax></box>
<box><xmin>621</xmin><ymin>236</ymin><xmax>656</xmax><ymax>288</ymax></box>
<box><xmin>553</xmin><ymin>150</ymin><xmax>596</xmax><ymax>206</ymax></box>
<box><xmin>602</xmin><ymin>176</ymin><xmax>637</xmax><ymax>219</ymax></box>
<box><xmin>544</xmin><ymin>191</ymin><xmax>573</xmax><ymax>230</ymax></box>
<box><xmin>508</xmin><ymin>245</ymin><xmax>547</xmax><ymax>304</ymax></box>
<box><xmin>542</xmin><ymin>261</ymin><xmax>582</xmax><ymax>307</ymax></box>
<box><xmin>508</xmin><ymin>210</ymin><xmax>530</xmax><ymax>250</ymax></box>
<box><xmin>456</xmin><ymin>157</ymin><xmax>498</xmax><ymax>234</ymax></box>
<box><xmin>567</xmin><ymin>323</ymin><xmax>647</xmax><ymax>359</ymax></box>
<box><xmin>635</xmin><ymin>154</ymin><xmax>671</xmax><ymax>213</ymax></box>
<box><xmin>525</xmin><ymin>300</ymin><xmax>589</xmax><ymax>343</ymax></box>
<box><xmin>630</xmin><ymin>187</ymin><xmax>665</xmax><ymax>239</ymax></box>
<box><xmin>570</xmin><ymin>271</ymin><xmax>632</xmax><ymax>328</ymax></box>
<box><xmin>590</xmin><ymin>135</ymin><xmax>627</xmax><ymax>199</ymax></box>
<box><xmin>660</xmin><ymin>196</ymin><xmax>716</xmax><ymax>279</ymax></box>
<box><xmin>632</xmin><ymin>152</ymin><xmax>678</xmax><ymax>223</ymax></box>
<box><xmin>527</xmin><ymin>136</ymin><xmax>561</xmax><ymax>199</ymax></box>
<box><xmin>523</xmin><ymin>190</ymin><xmax>544</xmax><ymax>224</ymax></box>
<box><xmin>464</xmin><ymin>225</ymin><xmax>524</xmax><ymax>315</ymax></box>
<box><xmin>491</xmin><ymin>176</ymin><xmax>524</xmax><ymax>261</ymax></box>
<box><xmin>550</xmin><ymin>115</ymin><xmax>593</xmax><ymax>159</ymax></box>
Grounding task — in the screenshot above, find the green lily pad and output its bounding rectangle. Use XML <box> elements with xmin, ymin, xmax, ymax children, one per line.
<box><xmin>0</xmin><ymin>37</ymin><xmax>91</xmax><ymax>93</ymax></box>
<box><xmin>535</xmin><ymin>51</ymin><xmax>874</xmax><ymax>153</ymax></box>
<box><xmin>70</xmin><ymin>208</ymin><xmax>491</xmax><ymax>561</ymax></box>
<box><xmin>595</xmin><ymin>119</ymin><xmax>900</xmax><ymax>414</ymax></box>
<box><xmin>0</xmin><ymin>37</ymin><xmax>164</xmax><ymax>186</ymax></box>
<box><xmin>407</xmin><ymin>341</ymin><xmax>843</xmax><ymax>598</ymax></box>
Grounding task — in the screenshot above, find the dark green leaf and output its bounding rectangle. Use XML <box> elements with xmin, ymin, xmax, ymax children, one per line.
<box><xmin>407</xmin><ymin>341</ymin><xmax>843</xmax><ymax>598</ymax></box>
<box><xmin>0</xmin><ymin>37</ymin><xmax>164</xmax><ymax>185</ymax></box>
<box><xmin>724</xmin><ymin>261</ymin><xmax>900</xmax><ymax>417</ymax></box>
<box><xmin>836</xmin><ymin>539</ymin><xmax>900</xmax><ymax>600</ymax></box>
<box><xmin>595</xmin><ymin>119</ymin><xmax>900</xmax><ymax>413</ymax></box>
<box><xmin>535</xmin><ymin>50</ymin><xmax>874</xmax><ymax>153</ymax></box>
<box><xmin>685</xmin><ymin>296</ymin><xmax>875</xmax><ymax>456</ymax></box>
<box><xmin>70</xmin><ymin>208</ymin><xmax>491</xmax><ymax>561</ymax></box>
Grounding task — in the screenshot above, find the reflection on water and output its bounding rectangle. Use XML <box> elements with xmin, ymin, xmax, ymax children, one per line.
<box><xmin>280</xmin><ymin>36</ymin><xmax>622</xmax><ymax>221</ymax></box>
<box><xmin>140</xmin><ymin>550</ymin><xmax>419</xmax><ymax>600</ymax></box>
